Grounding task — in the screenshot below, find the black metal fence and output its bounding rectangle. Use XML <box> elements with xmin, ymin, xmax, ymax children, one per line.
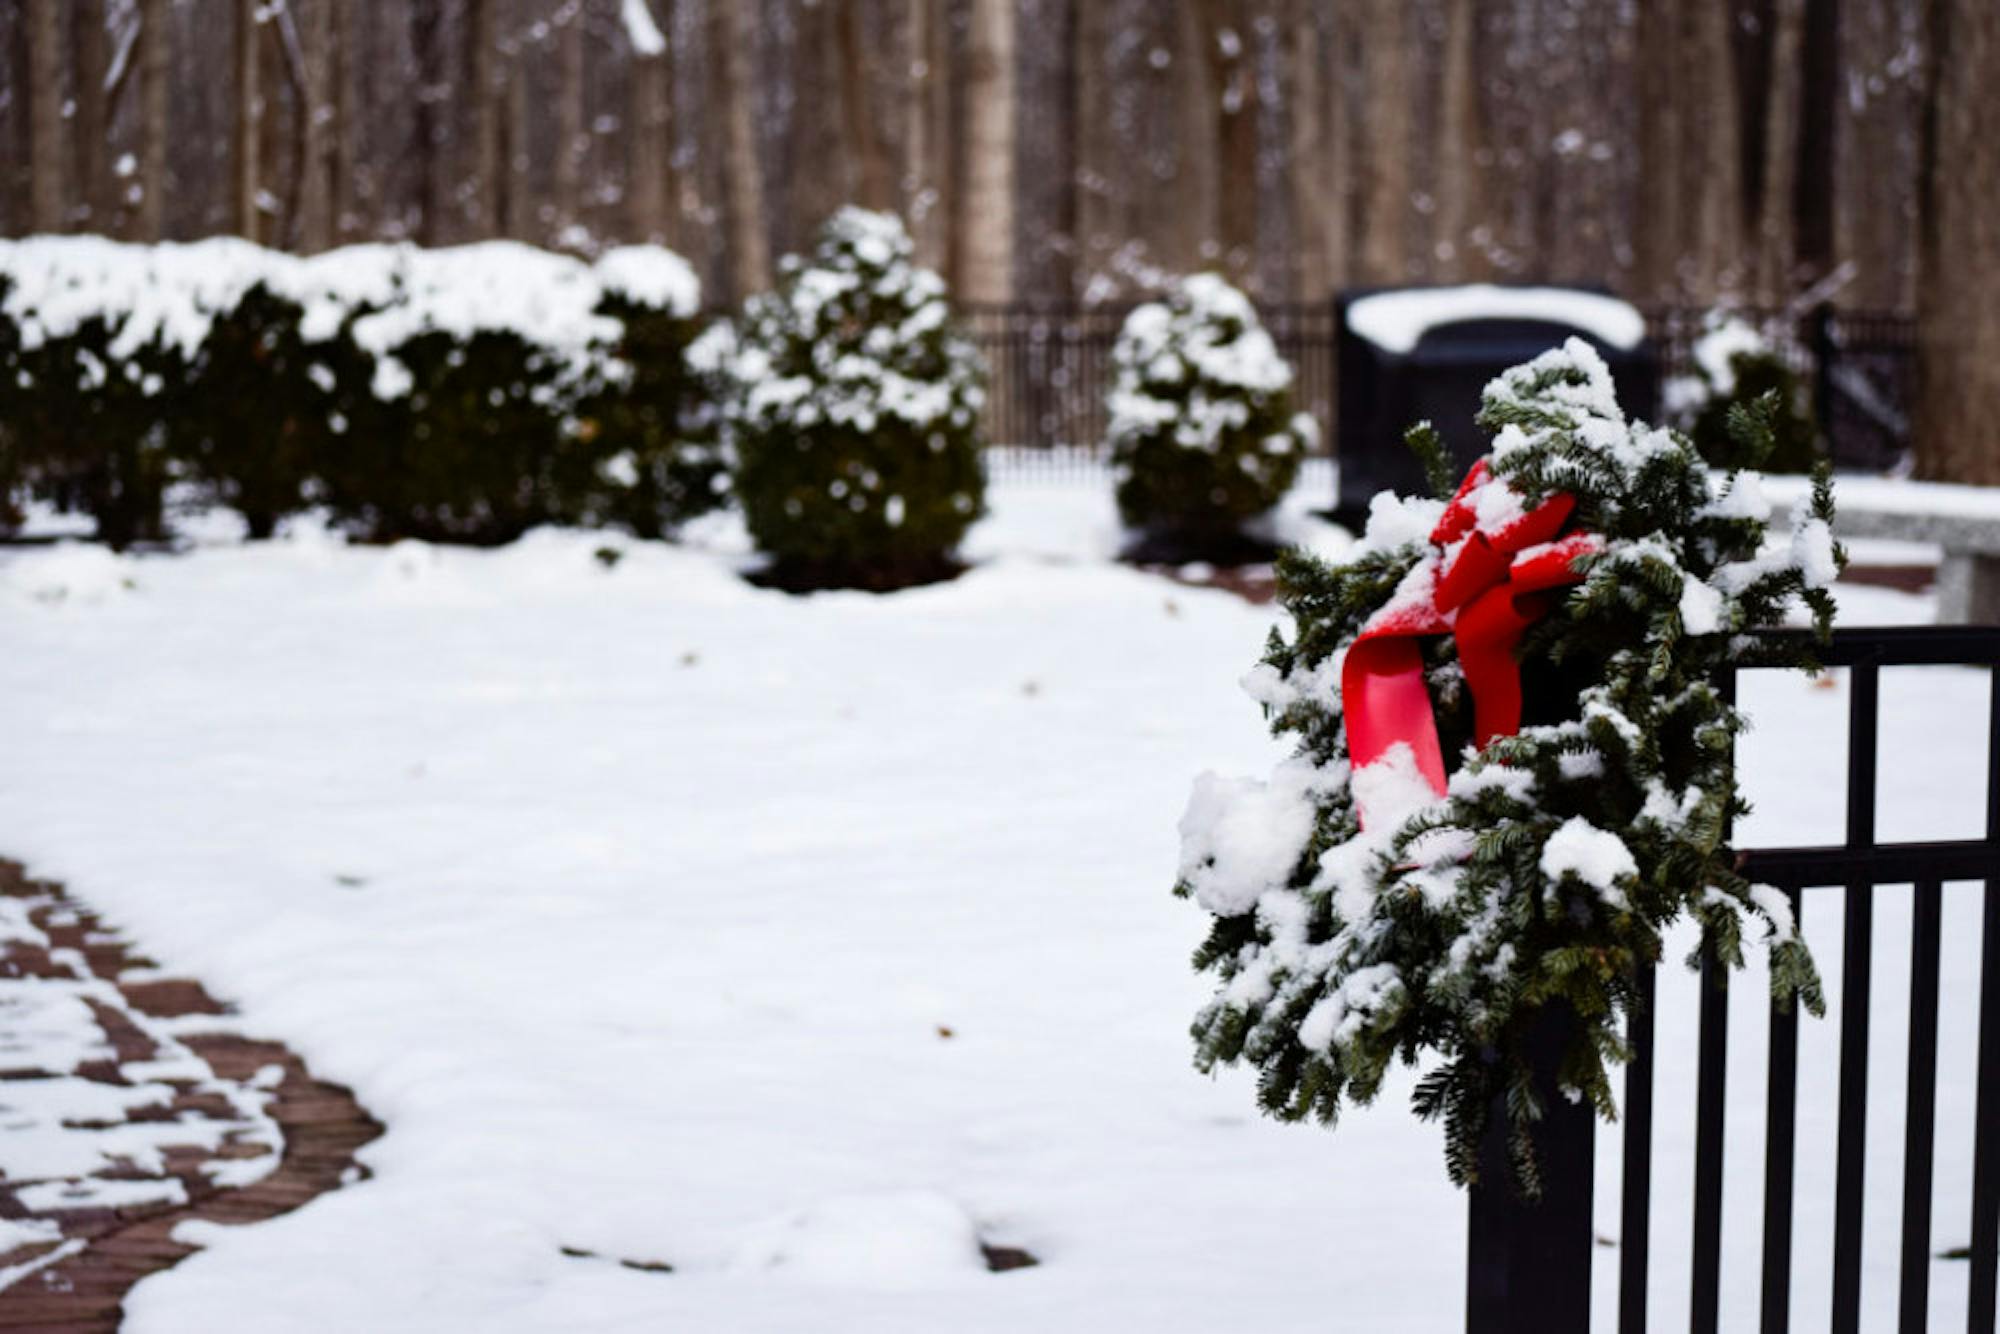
<box><xmin>1469</xmin><ymin>626</ymin><xmax>2000</xmax><ymax>1333</ymax></box>
<box><xmin>1645</xmin><ymin>304</ymin><xmax>1917</xmax><ymax>474</ymax></box>
<box><xmin>960</xmin><ymin>301</ymin><xmax>1342</xmax><ymax>457</ymax></box>
<box><xmin>962</xmin><ymin>300</ymin><xmax>1917</xmax><ymax>473</ymax></box>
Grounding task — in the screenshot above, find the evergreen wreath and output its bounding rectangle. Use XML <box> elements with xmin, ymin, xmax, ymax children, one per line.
<box><xmin>1177</xmin><ymin>338</ymin><xmax>1841</xmax><ymax>1190</ymax></box>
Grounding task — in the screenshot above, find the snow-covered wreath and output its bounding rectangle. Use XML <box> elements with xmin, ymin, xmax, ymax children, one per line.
<box><xmin>1177</xmin><ymin>338</ymin><xmax>1840</xmax><ymax>1188</ymax></box>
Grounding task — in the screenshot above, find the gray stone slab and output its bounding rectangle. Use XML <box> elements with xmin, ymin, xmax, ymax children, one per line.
<box><xmin>1830</xmin><ymin>507</ymin><xmax>2000</xmax><ymax>554</ymax></box>
<box><xmin>1935</xmin><ymin>554</ymin><xmax>2000</xmax><ymax>625</ymax></box>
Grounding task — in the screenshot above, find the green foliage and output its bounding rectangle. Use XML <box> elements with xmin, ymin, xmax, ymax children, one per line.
<box><xmin>323</xmin><ymin>286</ymin><xmax>724</xmax><ymax>546</ymax></box>
<box><xmin>561</xmin><ymin>294</ymin><xmax>728</xmax><ymax>540</ymax></box>
<box><xmin>721</xmin><ymin>209</ymin><xmax>986</xmax><ymax>589</ymax></box>
<box><xmin>1179</xmin><ymin>339</ymin><xmax>1841</xmax><ymax>1191</ymax></box>
<box><xmin>1678</xmin><ymin>319</ymin><xmax>1820</xmax><ymax>474</ymax></box>
<box><xmin>318</xmin><ymin>329</ymin><xmax>582</xmax><ymax>545</ymax></box>
<box><xmin>1404</xmin><ymin>420</ymin><xmax>1457</xmax><ymax>500</ymax></box>
<box><xmin>1691</xmin><ymin>354</ymin><xmax>1818</xmax><ymax>473</ymax></box>
<box><xmin>1107</xmin><ymin>273</ymin><xmax>1312</xmax><ymax>548</ymax></box>
<box><xmin>176</xmin><ymin>284</ymin><xmax>343</xmax><ymax>539</ymax></box>
<box><xmin>0</xmin><ymin>291</ymin><xmax>22</xmax><ymax>534</ymax></box>
<box><xmin>0</xmin><ymin>287</ymin><xmax>179</xmax><ymax>549</ymax></box>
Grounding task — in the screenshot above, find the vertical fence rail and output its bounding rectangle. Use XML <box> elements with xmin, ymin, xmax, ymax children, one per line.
<box><xmin>1975</xmin><ymin>872</ymin><xmax>2000</xmax><ymax>1334</ymax></box>
<box><xmin>1621</xmin><ymin>962</ymin><xmax>1657</xmax><ymax>1334</ymax></box>
<box><xmin>1973</xmin><ymin>668</ymin><xmax>2000</xmax><ymax>1334</ymax></box>
<box><xmin>1691</xmin><ymin>954</ymin><xmax>1730</xmax><ymax>1334</ymax></box>
<box><xmin>1760</xmin><ymin>883</ymin><xmax>1803</xmax><ymax>1334</ymax></box>
<box><xmin>1832</xmin><ymin>661</ymin><xmax>1881</xmax><ymax>1334</ymax></box>
<box><xmin>1899</xmin><ymin>877</ymin><xmax>1943</xmax><ymax>1331</ymax></box>
<box><xmin>1692</xmin><ymin>665</ymin><xmax>1741</xmax><ymax>1334</ymax></box>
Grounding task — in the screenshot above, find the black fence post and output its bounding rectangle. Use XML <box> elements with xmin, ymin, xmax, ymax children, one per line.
<box><xmin>1464</xmin><ymin>1004</ymin><xmax>1597</xmax><ymax>1334</ymax></box>
<box><xmin>1467</xmin><ymin>653</ymin><xmax>1601</xmax><ymax>1334</ymax></box>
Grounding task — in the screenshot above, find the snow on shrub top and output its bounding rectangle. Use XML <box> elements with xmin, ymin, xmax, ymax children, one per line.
<box><xmin>347</xmin><ymin>242</ymin><xmax>626</xmax><ymax>399</ymax></box>
<box><xmin>0</xmin><ymin>235</ymin><xmax>704</xmax><ymax>400</ymax></box>
<box><xmin>1693</xmin><ymin>316</ymin><xmax>1767</xmax><ymax>394</ymax></box>
<box><xmin>1662</xmin><ymin>314</ymin><xmax>1768</xmax><ymax>418</ymax></box>
<box><xmin>1109</xmin><ymin>273</ymin><xmax>1298</xmax><ymax>449</ymax></box>
<box><xmin>1107</xmin><ymin>272</ymin><xmax>1313</xmax><ymax>537</ymax></box>
<box><xmin>0</xmin><ymin>236</ymin><xmax>276</xmax><ymax>362</ymax></box>
<box><xmin>593</xmin><ymin>245</ymin><xmax>702</xmax><ymax>316</ymax></box>
<box><xmin>721</xmin><ymin>207</ymin><xmax>983</xmax><ymax>438</ymax></box>
<box><xmin>277</xmin><ymin>245</ymin><xmax>407</xmax><ymax>342</ymax></box>
<box><xmin>1178</xmin><ymin>337</ymin><xmax>1840</xmax><ymax>1189</ymax></box>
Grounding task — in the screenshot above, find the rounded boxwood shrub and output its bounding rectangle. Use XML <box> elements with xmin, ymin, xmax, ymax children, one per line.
<box><xmin>719</xmin><ymin>208</ymin><xmax>986</xmax><ymax>590</ymax></box>
<box><xmin>1107</xmin><ymin>273</ymin><xmax>1313</xmax><ymax>560</ymax></box>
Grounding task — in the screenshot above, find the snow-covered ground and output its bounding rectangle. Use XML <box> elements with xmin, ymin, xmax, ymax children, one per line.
<box><xmin>0</xmin><ymin>470</ymin><xmax>1982</xmax><ymax>1331</ymax></box>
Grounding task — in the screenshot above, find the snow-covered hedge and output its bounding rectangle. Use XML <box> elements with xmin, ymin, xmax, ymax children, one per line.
<box><xmin>0</xmin><ymin>236</ymin><xmax>719</xmax><ymax>544</ymax></box>
<box><xmin>1108</xmin><ymin>273</ymin><xmax>1313</xmax><ymax>551</ymax></box>
<box><xmin>1664</xmin><ymin>313</ymin><xmax>1819</xmax><ymax>474</ymax></box>
<box><xmin>716</xmin><ymin>209</ymin><xmax>986</xmax><ymax>589</ymax></box>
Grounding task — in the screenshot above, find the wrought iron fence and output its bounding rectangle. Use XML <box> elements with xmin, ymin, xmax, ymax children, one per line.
<box><xmin>1468</xmin><ymin>625</ymin><xmax>2000</xmax><ymax>1334</ymax></box>
<box><xmin>960</xmin><ymin>300</ymin><xmax>1918</xmax><ymax>474</ymax></box>
<box><xmin>959</xmin><ymin>300</ymin><xmax>1340</xmax><ymax>456</ymax></box>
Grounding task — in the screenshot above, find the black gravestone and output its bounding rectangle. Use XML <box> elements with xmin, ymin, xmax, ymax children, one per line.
<box><xmin>1334</xmin><ymin>287</ymin><xmax>1660</xmax><ymax>528</ymax></box>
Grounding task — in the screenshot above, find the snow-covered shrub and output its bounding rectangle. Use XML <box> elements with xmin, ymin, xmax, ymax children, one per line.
<box><xmin>1107</xmin><ymin>274</ymin><xmax>1313</xmax><ymax>553</ymax></box>
<box><xmin>1665</xmin><ymin>314</ymin><xmax>1818</xmax><ymax>473</ymax></box>
<box><xmin>719</xmin><ymin>208</ymin><xmax>986</xmax><ymax>589</ymax></box>
<box><xmin>1179</xmin><ymin>339</ymin><xmax>1840</xmax><ymax>1188</ymax></box>
<box><xmin>558</xmin><ymin>247</ymin><xmax>727</xmax><ymax>539</ymax></box>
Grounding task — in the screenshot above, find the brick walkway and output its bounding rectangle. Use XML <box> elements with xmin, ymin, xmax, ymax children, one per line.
<box><xmin>0</xmin><ymin>862</ymin><xmax>379</xmax><ymax>1331</ymax></box>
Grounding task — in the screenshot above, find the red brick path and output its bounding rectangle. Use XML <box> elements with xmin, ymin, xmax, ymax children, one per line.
<box><xmin>0</xmin><ymin>862</ymin><xmax>380</xmax><ymax>1332</ymax></box>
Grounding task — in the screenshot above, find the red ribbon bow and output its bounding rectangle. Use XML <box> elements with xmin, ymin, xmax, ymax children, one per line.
<box><xmin>1342</xmin><ymin>461</ymin><xmax>1599</xmax><ymax>825</ymax></box>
